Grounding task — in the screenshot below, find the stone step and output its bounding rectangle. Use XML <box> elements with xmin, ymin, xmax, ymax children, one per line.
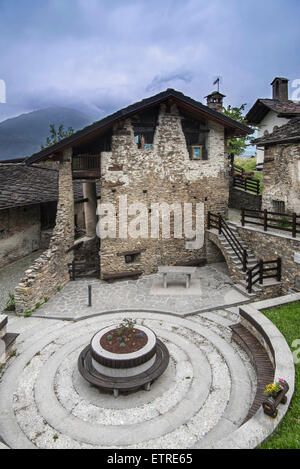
<box><xmin>238</xmin><ymin>279</ymin><xmax>262</xmax><ymax>291</ymax></box>
<box><xmin>231</xmin><ymin>257</ymin><xmax>258</xmax><ymax>268</ymax></box>
<box><xmin>224</xmin><ymin>248</ymin><xmax>256</xmax><ymax>260</ymax></box>
<box><xmin>232</xmin><ymin>283</ymin><xmax>259</xmax><ymax>298</ymax></box>
<box><xmin>220</xmin><ymin>239</ymin><xmax>249</xmax><ymax>250</ymax></box>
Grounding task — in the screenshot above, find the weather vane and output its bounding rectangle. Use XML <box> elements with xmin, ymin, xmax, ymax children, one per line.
<box><xmin>213</xmin><ymin>76</ymin><xmax>222</xmax><ymax>93</ymax></box>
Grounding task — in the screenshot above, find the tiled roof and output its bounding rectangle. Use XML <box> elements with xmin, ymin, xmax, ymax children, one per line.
<box><xmin>253</xmin><ymin>117</ymin><xmax>300</xmax><ymax>146</ymax></box>
<box><xmin>0</xmin><ymin>163</ymin><xmax>85</xmax><ymax>211</ymax></box>
<box><xmin>246</xmin><ymin>99</ymin><xmax>300</xmax><ymax>124</ymax></box>
<box><xmin>259</xmin><ymin>99</ymin><xmax>300</xmax><ymax>115</ymax></box>
<box><xmin>25</xmin><ymin>88</ymin><xmax>253</xmax><ymax>165</ymax></box>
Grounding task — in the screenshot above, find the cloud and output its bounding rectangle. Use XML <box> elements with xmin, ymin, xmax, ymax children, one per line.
<box><xmin>146</xmin><ymin>70</ymin><xmax>194</xmax><ymax>92</ymax></box>
<box><xmin>0</xmin><ymin>0</ymin><xmax>300</xmax><ymax>122</ymax></box>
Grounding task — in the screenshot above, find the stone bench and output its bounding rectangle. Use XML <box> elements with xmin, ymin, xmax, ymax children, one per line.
<box><xmin>0</xmin><ymin>315</ymin><xmax>19</xmax><ymax>366</ymax></box>
<box><xmin>158</xmin><ymin>266</ymin><xmax>197</xmax><ymax>289</ymax></box>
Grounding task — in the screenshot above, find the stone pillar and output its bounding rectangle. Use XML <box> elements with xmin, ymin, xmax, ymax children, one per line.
<box><xmin>51</xmin><ymin>147</ymin><xmax>75</xmax><ymax>251</ymax></box>
<box><xmin>83</xmin><ymin>181</ymin><xmax>98</xmax><ymax>237</ymax></box>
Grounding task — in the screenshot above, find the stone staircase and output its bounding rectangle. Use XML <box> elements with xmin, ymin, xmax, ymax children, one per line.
<box><xmin>207</xmin><ymin>217</ymin><xmax>281</xmax><ymax>299</ymax></box>
<box><xmin>0</xmin><ymin>315</ymin><xmax>19</xmax><ymax>366</ymax></box>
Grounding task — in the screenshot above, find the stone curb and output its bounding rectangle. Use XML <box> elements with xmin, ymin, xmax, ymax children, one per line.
<box><xmin>29</xmin><ymin>297</ymin><xmax>251</xmax><ymax>322</ymax></box>
<box><xmin>211</xmin><ymin>293</ymin><xmax>297</xmax><ymax>449</ymax></box>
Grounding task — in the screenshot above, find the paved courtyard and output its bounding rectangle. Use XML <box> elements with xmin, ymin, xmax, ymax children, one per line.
<box><xmin>0</xmin><ymin>261</ymin><xmax>258</xmax><ymax>449</ymax></box>
<box><xmin>0</xmin><ymin>308</ymin><xmax>257</xmax><ymax>449</ymax></box>
<box><xmin>30</xmin><ymin>262</ymin><xmax>248</xmax><ymax>320</ymax></box>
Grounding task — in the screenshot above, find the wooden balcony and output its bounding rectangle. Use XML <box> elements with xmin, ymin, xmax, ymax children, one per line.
<box><xmin>72</xmin><ymin>154</ymin><xmax>101</xmax><ymax>179</ymax></box>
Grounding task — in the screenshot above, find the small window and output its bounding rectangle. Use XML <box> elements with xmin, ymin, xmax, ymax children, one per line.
<box><xmin>273</xmin><ymin>200</ymin><xmax>285</xmax><ymax>214</ymax></box>
<box><xmin>125</xmin><ymin>253</ymin><xmax>140</xmax><ymax>264</ymax></box>
<box><xmin>190</xmin><ymin>145</ymin><xmax>207</xmax><ymax>160</ymax></box>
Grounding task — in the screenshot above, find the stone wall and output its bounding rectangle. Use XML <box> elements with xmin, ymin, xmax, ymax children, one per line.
<box><xmin>262</xmin><ymin>143</ymin><xmax>300</xmax><ymax>214</ymax></box>
<box><xmin>229</xmin><ymin>187</ymin><xmax>262</xmax><ymax>211</ymax></box>
<box><xmin>15</xmin><ymin>149</ymin><xmax>75</xmax><ymax>314</ymax></box>
<box><xmin>0</xmin><ymin>204</ymin><xmax>41</xmax><ymax>268</ymax></box>
<box><xmin>236</xmin><ymin>225</ymin><xmax>300</xmax><ymax>294</ymax></box>
<box><xmin>99</xmin><ymin>104</ymin><xmax>229</xmax><ymax>278</ymax></box>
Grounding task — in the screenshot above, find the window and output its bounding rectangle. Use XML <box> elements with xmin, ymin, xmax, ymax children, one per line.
<box><xmin>273</xmin><ymin>200</ymin><xmax>285</xmax><ymax>214</ymax></box>
<box><xmin>125</xmin><ymin>252</ymin><xmax>141</xmax><ymax>264</ymax></box>
<box><xmin>190</xmin><ymin>145</ymin><xmax>207</xmax><ymax>160</ymax></box>
<box><xmin>181</xmin><ymin>116</ymin><xmax>209</xmax><ymax>160</ymax></box>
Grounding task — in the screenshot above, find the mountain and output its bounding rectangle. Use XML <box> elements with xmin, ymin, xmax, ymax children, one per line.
<box><xmin>0</xmin><ymin>107</ymin><xmax>95</xmax><ymax>161</ymax></box>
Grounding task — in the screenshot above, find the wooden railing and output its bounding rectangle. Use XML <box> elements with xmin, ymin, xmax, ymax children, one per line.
<box><xmin>231</xmin><ymin>163</ymin><xmax>260</xmax><ymax>195</ymax></box>
<box><xmin>208</xmin><ymin>212</ymin><xmax>248</xmax><ymax>272</ymax></box>
<box><xmin>232</xmin><ymin>163</ymin><xmax>245</xmax><ymax>175</ymax></box>
<box><xmin>241</xmin><ymin>208</ymin><xmax>300</xmax><ymax>238</ymax></box>
<box><xmin>247</xmin><ymin>258</ymin><xmax>281</xmax><ymax>293</ymax></box>
<box><xmin>72</xmin><ymin>154</ymin><xmax>101</xmax><ymax>172</ymax></box>
<box><xmin>233</xmin><ymin>174</ymin><xmax>260</xmax><ymax>195</ymax></box>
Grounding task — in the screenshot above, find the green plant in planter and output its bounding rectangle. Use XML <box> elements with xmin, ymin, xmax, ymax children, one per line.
<box><xmin>264</xmin><ymin>379</ymin><xmax>285</xmax><ymax>397</ymax></box>
<box><xmin>119</xmin><ymin>343</ymin><xmax>126</xmax><ymax>348</ymax></box>
<box><xmin>5</xmin><ymin>293</ymin><xmax>15</xmax><ymax>312</ymax></box>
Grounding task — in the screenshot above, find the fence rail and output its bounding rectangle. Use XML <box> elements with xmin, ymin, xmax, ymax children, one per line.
<box><xmin>247</xmin><ymin>258</ymin><xmax>281</xmax><ymax>293</ymax></box>
<box><xmin>208</xmin><ymin>212</ymin><xmax>248</xmax><ymax>271</ymax></box>
<box><xmin>231</xmin><ymin>163</ymin><xmax>260</xmax><ymax>195</ymax></box>
<box><xmin>241</xmin><ymin>208</ymin><xmax>300</xmax><ymax>238</ymax></box>
<box><xmin>233</xmin><ymin>175</ymin><xmax>260</xmax><ymax>195</ymax></box>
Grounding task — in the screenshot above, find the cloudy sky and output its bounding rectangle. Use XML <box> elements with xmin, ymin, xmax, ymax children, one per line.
<box><xmin>0</xmin><ymin>0</ymin><xmax>299</xmax><ymax>122</ymax></box>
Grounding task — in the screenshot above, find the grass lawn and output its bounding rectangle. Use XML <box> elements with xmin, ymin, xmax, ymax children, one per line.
<box><xmin>234</xmin><ymin>157</ymin><xmax>263</xmax><ymax>195</ymax></box>
<box><xmin>258</xmin><ymin>301</ymin><xmax>300</xmax><ymax>449</ymax></box>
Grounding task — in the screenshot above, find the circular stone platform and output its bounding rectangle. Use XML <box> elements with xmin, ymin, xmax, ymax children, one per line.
<box><xmin>0</xmin><ymin>311</ymin><xmax>257</xmax><ymax>449</ymax></box>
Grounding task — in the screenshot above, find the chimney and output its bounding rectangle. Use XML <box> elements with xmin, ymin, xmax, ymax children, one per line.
<box><xmin>205</xmin><ymin>91</ymin><xmax>226</xmax><ymax>112</ymax></box>
<box><xmin>271</xmin><ymin>77</ymin><xmax>289</xmax><ymax>101</ymax></box>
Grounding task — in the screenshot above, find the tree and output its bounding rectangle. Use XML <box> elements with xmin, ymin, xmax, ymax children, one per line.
<box><xmin>41</xmin><ymin>124</ymin><xmax>74</xmax><ymax>149</ymax></box>
<box><xmin>223</xmin><ymin>103</ymin><xmax>254</xmax><ymax>157</ymax></box>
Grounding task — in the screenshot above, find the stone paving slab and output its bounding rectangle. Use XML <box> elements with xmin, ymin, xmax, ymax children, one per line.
<box><xmin>30</xmin><ymin>263</ymin><xmax>248</xmax><ymax>320</ymax></box>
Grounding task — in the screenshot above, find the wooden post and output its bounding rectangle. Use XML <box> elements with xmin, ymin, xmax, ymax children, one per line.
<box><xmin>292</xmin><ymin>213</ymin><xmax>297</xmax><ymax>238</ymax></box>
<box><xmin>264</xmin><ymin>209</ymin><xmax>268</xmax><ymax>232</ymax></box>
<box><xmin>242</xmin><ymin>249</ymin><xmax>247</xmax><ymax>272</ymax></box>
<box><xmin>241</xmin><ymin>208</ymin><xmax>245</xmax><ymax>227</ymax></box>
<box><xmin>218</xmin><ymin>215</ymin><xmax>222</xmax><ymax>235</ymax></box>
<box><xmin>259</xmin><ymin>260</ymin><xmax>264</xmax><ymax>285</ymax></box>
<box><xmin>248</xmin><ymin>270</ymin><xmax>252</xmax><ymax>293</ymax></box>
<box><xmin>277</xmin><ymin>258</ymin><xmax>282</xmax><ymax>282</ymax></box>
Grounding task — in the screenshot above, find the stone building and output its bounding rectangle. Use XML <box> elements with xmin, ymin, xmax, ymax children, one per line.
<box><xmin>0</xmin><ymin>162</ymin><xmax>86</xmax><ymax>269</ymax></box>
<box><xmin>246</xmin><ymin>77</ymin><xmax>300</xmax><ymax>170</ymax></box>
<box><xmin>253</xmin><ymin>117</ymin><xmax>300</xmax><ymax>214</ymax></box>
<box><xmin>14</xmin><ymin>89</ymin><xmax>252</xmax><ymax>313</ymax></box>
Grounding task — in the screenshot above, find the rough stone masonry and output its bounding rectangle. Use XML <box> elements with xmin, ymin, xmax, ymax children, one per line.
<box><xmin>99</xmin><ymin>103</ymin><xmax>229</xmax><ymax>278</ymax></box>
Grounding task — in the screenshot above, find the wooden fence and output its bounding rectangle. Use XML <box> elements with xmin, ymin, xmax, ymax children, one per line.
<box><xmin>247</xmin><ymin>258</ymin><xmax>281</xmax><ymax>293</ymax></box>
<box><xmin>241</xmin><ymin>208</ymin><xmax>300</xmax><ymax>238</ymax></box>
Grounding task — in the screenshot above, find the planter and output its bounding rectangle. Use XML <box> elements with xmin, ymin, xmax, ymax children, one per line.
<box><xmin>78</xmin><ymin>323</ymin><xmax>170</xmax><ymax>396</ymax></box>
<box><xmin>91</xmin><ymin>325</ymin><xmax>157</xmax><ymax>378</ymax></box>
<box><xmin>262</xmin><ymin>380</ymin><xmax>289</xmax><ymax>418</ymax></box>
